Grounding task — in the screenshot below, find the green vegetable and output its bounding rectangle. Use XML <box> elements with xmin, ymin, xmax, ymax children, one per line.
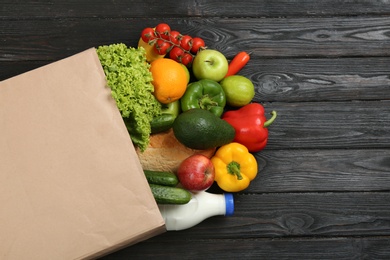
<box><xmin>173</xmin><ymin>108</ymin><xmax>235</xmax><ymax>150</ymax></box>
<box><xmin>144</xmin><ymin>170</ymin><xmax>179</xmax><ymax>187</ymax></box>
<box><xmin>96</xmin><ymin>43</ymin><xmax>162</xmax><ymax>151</ymax></box>
<box><xmin>161</xmin><ymin>99</ymin><xmax>181</xmax><ymax>116</ymax></box>
<box><xmin>150</xmin><ymin>114</ymin><xmax>176</xmax><ymax>134</ymax></box>
<box><xmin>150</xmin><ymin>100</ymin><xmax>181</xmax><ymax>134</ymax></box>
<box><xmin>149</xmin><ymin>184</ymin><xmax>192</xmax><ymax>204</ymax></box>
<box><xmin>180</xmin><ymin>79</ymin><xmax>226</xmax><ymax>117</ymax></box>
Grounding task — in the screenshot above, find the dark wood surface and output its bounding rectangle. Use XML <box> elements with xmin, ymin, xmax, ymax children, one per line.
<box><xmin>2</xmin><ymin>1</ymin><xmax>390</xmax><ymax>259</ymax></box>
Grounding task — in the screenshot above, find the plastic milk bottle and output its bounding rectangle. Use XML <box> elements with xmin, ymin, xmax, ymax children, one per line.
<box><xmin>158</xmin><ymin>191</ymin><xmax>234</xmax><ymax>231</ymax></box>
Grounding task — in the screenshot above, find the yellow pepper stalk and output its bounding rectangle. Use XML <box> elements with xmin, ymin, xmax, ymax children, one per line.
<box><xmin>211</xmin><ymin>142</ymin><xmax>258</xmax><ymax>192</ymax></box>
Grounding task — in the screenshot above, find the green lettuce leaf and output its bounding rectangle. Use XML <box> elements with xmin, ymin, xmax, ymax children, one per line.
<box><xmin>97</xmin><ymin>43</ymin><xmax>162</xmax><ymax>152</ymax></box>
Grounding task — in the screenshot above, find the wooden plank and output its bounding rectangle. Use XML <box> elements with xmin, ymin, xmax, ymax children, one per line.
<box><xmin>2</xmin><ymin>0</ymin><xmax>390</xmax><ymax>19</ymax></box>
<box><xmin>114</xmin><ymin>192</ymin><xmax>390</xmax><ymax>239</ymax></box>
<box><xmin>0</xmin><ymin>61</ymin><xmax>49</xmax><ymax>81</ymax></box>
<box><xmin>1</xmin><ymin>16</ymin><xmax>390</xmax><ymax>63</ymax></box>
<box><xmin>2</xmin><ymin>57</ymin><xmax>390</xmax><ymax>103</ymax></box>
<box><xmin>102</xmin><ymin>236</ymin><xmax>390</xmax><ymax>259</ymax></box>
<box><xmin>237</xmin><ymin>192</ymin><xmax>390</xmax><ymax>237</ymax></box>
<box><xmin>260</xmin><ymin>101</ymin><xmax>390</xmax><ymax>149</ymax></box>
<box><xmin>245</xmin><ymin>57</ymin><xmax>390</xmax><ymax>102</ymax></box>
<box><xmin>3</xmin><ymin>56</ymin><xmax>390</xmax><ymax>103</ymax></box>
<box><xmin>190</xmin><ymin>17</ymin><xmax>390</xmax><ymax>58</ymax></box>
<box><xmin>250</xmin><ymin>149</ymin><xmax>390</xmax><ymax>193</ymax></box>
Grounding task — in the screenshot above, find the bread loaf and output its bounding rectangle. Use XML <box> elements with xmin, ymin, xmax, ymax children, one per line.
<box><xmin>136</xmin><ymin>129</ymin><xmax>216</xmax><ymax>172</ymax></box>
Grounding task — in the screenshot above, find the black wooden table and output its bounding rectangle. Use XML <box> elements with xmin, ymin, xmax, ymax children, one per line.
<box><xmin>2</xmin><ymin>1</ymin><xmax>390</xmax><ymax>259</ymax></box>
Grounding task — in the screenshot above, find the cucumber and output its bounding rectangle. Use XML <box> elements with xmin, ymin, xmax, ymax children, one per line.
<box><xmin>150</xmin><ymin>114</ymin><xmax>176</xmax><ymax>134</ymax></box>
<box><xmin>144</xmin><ymin>170</ymin><xmax>179</xmax><ymax>187</ymax></box>
<box><xmin>149</xmin><ymin>184</ymin><xmax>192</xmax><ymax>204</ymax></box>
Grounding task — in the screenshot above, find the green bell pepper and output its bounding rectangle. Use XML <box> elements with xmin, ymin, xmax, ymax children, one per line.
<box><xmin>180</xmin><ymin>79</ymin><xmax>226</xmax><ymax>117</ymax></box>
<box><xmin>150</xmin><ymin>100</ymin><xmax>181</xmax><ymax>134</ymax></box>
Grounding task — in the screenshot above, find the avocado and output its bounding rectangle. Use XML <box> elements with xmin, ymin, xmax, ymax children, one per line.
<box><xmin>172</xmin><ymin>108</ymin><xmax>235</xmax><ymax>150</ymax></box>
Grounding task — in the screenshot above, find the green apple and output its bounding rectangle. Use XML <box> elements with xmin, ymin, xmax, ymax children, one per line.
<box><xmin>220</xmin><ymin>75</ymin><xmax>255</xmax><ymax>107</ymax></box>
<box><xmin>192</xmin><ymin>49</ymin><xmax>228</xmax><ymax>81</ymax></box>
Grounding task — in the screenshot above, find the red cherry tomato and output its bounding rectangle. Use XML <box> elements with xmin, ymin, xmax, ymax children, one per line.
<box><xmin>169</xmin><ymin>30</ymin><xmax>182</xmax><ymax>45</ymax></box>
<box><xmin>141</xmin><ymin>27</ymin><xmax>156</xmax><ymax>43</ymax></box>
<box><xmin>169</xmin><ymin>46</ymin><xmax>184</xmax><ymax>62</ymax></box>
<box><xmin>155</xmin><ymin>23</ymin><xmax>171</xmax><ymax>40</ymax></box>
<box><xmin>153</xmin><ymin>39</ymin><xmax>171</xmax><ymax>55</ymax></box>
<box><xmin>225</xmin><ymin>51</ymin><xmax>251</xmax><ymax>77</ymax></box>
<box><xmin>180</xmin><ymin>35</ymin><xmax>193</xmax><ymax>51</ymax></box>
<box><xmin>190</xmin><ymin>37</ymin><xmax>205</xmax><ymax>54</ymax></box>
<box><xmin>181</xmin><ymin>53</ymin><xmax>193</xmax><ymax>66</ymax></box>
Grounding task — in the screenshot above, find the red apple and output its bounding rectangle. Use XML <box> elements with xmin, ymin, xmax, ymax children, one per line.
<box><xmin>177</xmin><ymin>154</ymin><xmax>215</xmax><ymax>191</ymax></box>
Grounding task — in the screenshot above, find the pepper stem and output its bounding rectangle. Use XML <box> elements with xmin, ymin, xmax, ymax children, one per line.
<box><xmin>264</xmin><ymin>110</ymin><xmax>277</xmax><ymax>128</ymax></box>
<box><xmin>199</xmin><ymin>95</ymin><xmax>218</xmax><ymax>110</ymax></box>
<box><xmin>227</xmin><ymin>161</ymin><xmax>242</xmax><ymax>180</ymax></box>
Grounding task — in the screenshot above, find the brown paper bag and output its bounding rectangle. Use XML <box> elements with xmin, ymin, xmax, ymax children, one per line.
<box><xmin>0</xmin><ymin>48</ymin><xmax>165</xmax><ymax>260</ymax></box>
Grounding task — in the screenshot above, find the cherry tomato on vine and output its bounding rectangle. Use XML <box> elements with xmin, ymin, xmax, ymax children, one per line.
<box><xmin>190</xmin><ymin>37</ymin><xmax>206</xmax><ymax>54</ymax></box>
<box><xmin>181</xmin><ymin>53</ymin><xmax>193</xmax><ymax>66</ymax></box>
<box><xmin>155</xmin><ymin>23</ymin><xmax>171</xmax><ymax>40</ymax></box>
<box><xmin>180</xmin><ymin>35</ymin><xmax>193</xmax><ymax>51</ymax></box>
<box><xmin>153</xmin><ymin>39</ymin><xmax>171</xmax><ymax>55</ymax></box>
<box><xmin>169</xmin><ymin>46</ymin><xmax>184</xmax><ymax>62</ymax></box>
<box><xmin>169</xmin><ymin>30</ymin><xmax>182</xmax><ymax>45</ymax></box>
<box><xmin>141</xmin><ymin>27</ymin><xmax>156</xmax><ymax>43</ymax></box>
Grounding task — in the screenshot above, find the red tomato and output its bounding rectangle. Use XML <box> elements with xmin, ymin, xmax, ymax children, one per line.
<box><xmin>169</xmin><ymin>30</ymin><xmax>182</xmax><ymax>45</ymax></box>
<box><xmin>153</xmin><ymin>39</ymin><xmax>171</xmax><ymax>55</ymax></box>
<box><xmin>181</xmin><ymin>53</ymin><xmax>193</xmax><ymax>66</ymax></box>
<box><xmin>180</xmin><ymin>35</ymin><xmax>193</xmax><ymax>51</ymax></box>
<box><xmin>190</xmin><ymin>37</ymin><xmax>205</xmax><ymax>54</ymax></box>
<box><xmin>141</xmin><ymin>27</ymin><xmax>156</xmax><ymax>43</ymax></box>
<box><xmin>155</xmin><ymin>23</ymin><xmax>171</xmax><ymax>40</ymax></box>
<box><xmin>169</xmin><ymin>46</ymin><xmax>184</xmax><ymax>62</ymax></box>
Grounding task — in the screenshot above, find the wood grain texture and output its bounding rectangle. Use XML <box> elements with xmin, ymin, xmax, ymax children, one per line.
<box><xmin>2</xmin><ymin>0</ymin><xmax>390</xmax><ymax>18</ymax></box>
<box><xmin>3</xmin><ymin>57</ymin><xmax>390</xmax><ymax>100</ymax></box>
<box><xmin>259</xmin><ymin>101</ymin><xmax>390</xmax><ymax>149</ymax></box>
<box><xmin>141</xmin><ymin>192</ymin><xmax>390</xmax><ymax>239</ymax></box>
<box><xmin>102</xmin><ymin>235</ymin><xmax>390</xmax><ymax>260</ymax></box>
<box><xmin>1</xmin><ymin>16</ymin><xmax>390</xmax><ymax>65</ymax></box>
<box><xmin>245</xmin><ymin>57</ymin><xmax>390</xmax><ymax>102</ymax></box>
<box><xmin>183</xmin><ymin>17</ymin><xmax>390</xmax><ymax>58</ymax></box>
<box><xmin>2</xmin><ymin>0</ymin><xmax>390</xmax><ymax>259</ymax></box>
<box><xmin>102</xmin><ymin>237</ymin><xmax>390</xmax><ymax>259</ymax></box>
<box><xmin>251</xmin><ymin>149</ymin><xmax>390</xmax><ymax>192</ymax></box>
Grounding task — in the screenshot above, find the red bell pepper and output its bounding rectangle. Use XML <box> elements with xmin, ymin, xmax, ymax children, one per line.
<box><xmin>222</xmin><ymin>103</ymin><xmax>277</xmax><ymax>152</ymax></box>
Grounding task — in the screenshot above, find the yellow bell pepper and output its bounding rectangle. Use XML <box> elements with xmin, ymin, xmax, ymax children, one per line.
<box><xmin>211</xmin><ymin>142</ymin><xmax>258</xmax><ymax>192</ymax></box>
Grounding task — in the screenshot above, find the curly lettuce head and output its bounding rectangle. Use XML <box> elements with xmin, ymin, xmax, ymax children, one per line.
<box><xmin>97</xmin><ymin>43</ymin><xmax>162</xmax><ymax>152</ymax></box>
